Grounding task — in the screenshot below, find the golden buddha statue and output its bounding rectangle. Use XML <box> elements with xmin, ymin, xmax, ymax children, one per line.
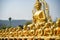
<box><xmin>54</xmin><ymin>18</ymin><xmax>60</xmax><ymax>36</ymax></box>
<box><xmin>50</xmin><ymin>22</ymin><xmax>56</xmax><ymax>36</ymax></box>
<box><xmin>32</xmin><ymin>0</ymin><xmax>46</xmax><ymax>24</ymax></box>
<box><xmin>35</xmin><ymin>24</ymin><xmax>43</xmax><ymax>36</ymax></box>
<box><xmin>44</xmin><ymin>22</ymin><xmax>52</xmax><ymax>36</ymax></box>
<box><xmin>16</xmin><ymin>26</ymin><xmax>21</xmax><ymax>32</ymax></box>
<box><xmin>35</xmin><ymin>28</ymin><xmax>42</xmax><ymax>36</ymax></box>
<box><xmin>8</xmin><ymin>27</ymin><xmax>15</xmax><ymax>37</ymax></box>
<box><xmin>29</xmin><ymin>29</ymin><xmax>35</xmax><ymax>37</ymax></box>
<box><xmin>9</xmin><ymin>31</ymin><xmax>13</xmax><ymax>37</ymax></box>
<box><xmin>1</xmin><ymin>29</ymin><xmax>5</xmax><ymax>37</ymax></box>
<box><xmin>15</xmin><ymin>27</ymin><xmax>22</xmax><ymax>37</ymax></box>
<box><xmin>18</xmin><ymin>30</ymin><xmax>22</xmax><ymax>37</ymax></box>
<box><xmin>22</xmin><ymin>25</ymin><xmax>29</xmax><ymax>36</ymax></box>
<box><xmin>27</xmin><ymin>24</ymin><xmax>35</xmax><ymax>36</ymax></box>
<box><xmin>5</xmin><ymin>28</ymin><xmax>9</xmax><ymax>37</ymax></box>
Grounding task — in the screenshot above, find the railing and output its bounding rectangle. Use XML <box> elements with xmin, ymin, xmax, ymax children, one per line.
<box><xmin>0</xmin><ymin>36</ymin><xmax>60</xmax><ymax>40</ymax></box>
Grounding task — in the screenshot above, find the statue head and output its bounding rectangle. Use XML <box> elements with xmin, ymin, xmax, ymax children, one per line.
<box><xmin>34</xmin><ymin>0</ymin><xmax>42</xmax><ymax>10</ymax></box>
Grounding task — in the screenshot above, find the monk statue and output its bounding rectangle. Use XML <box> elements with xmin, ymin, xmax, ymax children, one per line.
<box><xmin>54</xmin><ymin>18</ymin><xmax>60</xmax><ymax>36</ymax></box>
<box><xmin>29</xmin><ymin>29</ymin><xmax>35</xmax><ymax>37</ymax></box>
<box><xmin>32</xmin><ymin>0</ymin><xmax>46</xmax><ymax>25</ymax></box>
<box><xmin>22</xmin><ymin>25</ymin><xmax>29</xmax><ymax>36</ymax></box>
<box><xmin>44</xmin><ymin>22</ymin><xmax>52</xmax><ymax>36</ymax></box>
<box><xmin>35</xmin><ymin>28</ymin><xmax>42</xmax><ymax>36</ymax></box>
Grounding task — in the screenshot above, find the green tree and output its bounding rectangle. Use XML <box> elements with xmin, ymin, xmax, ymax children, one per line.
<box><xmin>0</xmin><ymin>24</ymin><xmax>7</xmax><ymax>29</ymax></box>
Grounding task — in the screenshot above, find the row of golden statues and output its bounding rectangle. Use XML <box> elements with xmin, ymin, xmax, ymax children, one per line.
<box><xmin>0</xmin><ymin>18</ymin><xmax>60</xmax><ymax>37</ymax></box>
<box><xmin>0</xmin><ymin>0</ymin><xmax>60</xmax><ymax>37</ymax></box>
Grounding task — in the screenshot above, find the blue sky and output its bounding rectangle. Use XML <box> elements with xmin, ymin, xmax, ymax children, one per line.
<box><xmin>0</xmin><ymin>0</ymin><xmax>60</xmax><ymax>21</ymax></box>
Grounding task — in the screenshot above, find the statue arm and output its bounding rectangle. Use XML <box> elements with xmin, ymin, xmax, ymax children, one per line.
<box><xmin>39</xmin><ymin>10</ymin><xmax>46</xmax><ymax>20</ymax></box>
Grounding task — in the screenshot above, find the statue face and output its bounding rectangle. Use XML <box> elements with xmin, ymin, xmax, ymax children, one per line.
<box><xmin>35</xmin><ymin>4</ymin><xmax>41</xmax><ymax>10</ymax></box>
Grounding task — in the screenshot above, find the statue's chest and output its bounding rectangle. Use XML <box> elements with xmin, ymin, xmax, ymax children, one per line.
<box><xmin>34</xmin><ymin>11</ymin><xmax>44</xmax><ymax>19</ymax></box>
<box><xmin>34</xmin><ymin>11</ymin><xmax>41</xmax><ymax>17</ymax></box>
